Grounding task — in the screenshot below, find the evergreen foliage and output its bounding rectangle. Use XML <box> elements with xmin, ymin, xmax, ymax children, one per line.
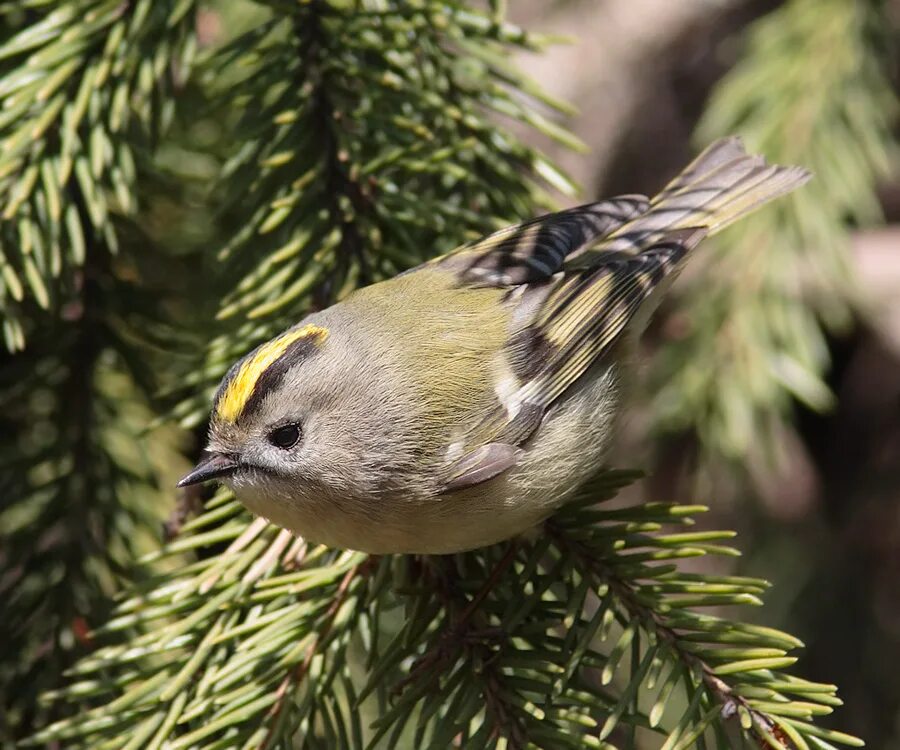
<box><xmin>32</xmin><ymin>473</ymin><xmax>862</xmax><ymax>749</ymax></box>
<box><xmin>0</xmin><ymin>0</ymin><xmax>893</xmax><ymax>748</ymax></box>
<box><xmin>648</xmin><ymin>0</ymin><xmax>898</xmax><ymax>466</ymax></box>
<box><xmin>0</xmin><ymin>0</ymin><xmax>196</xmax><ymax>738</ymax></box>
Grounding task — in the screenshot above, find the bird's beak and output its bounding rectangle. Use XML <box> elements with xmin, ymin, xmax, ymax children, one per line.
<box><xmin>177</xmin><ymin>452</ymin><xmax>239</xmax><ymax>488</ymax></box>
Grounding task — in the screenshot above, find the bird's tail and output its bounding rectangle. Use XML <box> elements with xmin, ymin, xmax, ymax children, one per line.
<box><xmin>603</xmin><ymin>137</ymin><xmax>811</xmax><ymax>252</ymax></box>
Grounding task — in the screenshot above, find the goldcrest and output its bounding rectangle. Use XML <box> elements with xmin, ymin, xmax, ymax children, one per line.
<box><xmin>179</xmin><ymin>138</ymin><xmax>809</xmax><ymax>554</ymax></box>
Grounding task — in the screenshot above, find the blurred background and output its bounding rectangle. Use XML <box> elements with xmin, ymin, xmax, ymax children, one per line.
<box><xmin>1</xmin><ymin>0</ymin><xmax>898</xmax><ymax>747</ymax></box>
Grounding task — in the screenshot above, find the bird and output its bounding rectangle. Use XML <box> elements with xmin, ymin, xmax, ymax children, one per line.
<box><xmin>178</xmin><ymin>137</ymin><xmax>810</xmax><ymax>554</ymax></box>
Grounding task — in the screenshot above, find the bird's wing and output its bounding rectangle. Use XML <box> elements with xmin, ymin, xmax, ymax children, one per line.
<box><xmin>438</xmin><ymin>227</ymin><xmax>705</xmax><ymax>493</ymax></box>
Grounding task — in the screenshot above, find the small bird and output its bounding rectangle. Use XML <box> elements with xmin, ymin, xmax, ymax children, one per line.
<box><xmin>179</xmin><ymin>138</ymin><xmax>809</xmax><ymax>554</ymax></box>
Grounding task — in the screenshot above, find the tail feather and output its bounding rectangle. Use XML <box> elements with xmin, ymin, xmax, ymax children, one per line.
<box><xmin>604</xmin><ymin>137</ymin><xmax>810</xmax><ymax>251</ymax></box>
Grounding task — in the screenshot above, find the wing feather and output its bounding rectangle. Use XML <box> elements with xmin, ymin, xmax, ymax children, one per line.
<box><xmin>434</xmin><ymin>197</ymin><xmax>649</xmax><ymax>286</ymax></box>
<box><xmin>439</xmin><ymin>229</ymin><xmax>706</xmax><ymax>492</ymax></box>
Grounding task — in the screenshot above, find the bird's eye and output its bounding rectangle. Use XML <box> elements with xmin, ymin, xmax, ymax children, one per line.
<box><xmin>268</xmin><ymin>423</ymin><xmax>301</xmax><ymax>450</ymax></box>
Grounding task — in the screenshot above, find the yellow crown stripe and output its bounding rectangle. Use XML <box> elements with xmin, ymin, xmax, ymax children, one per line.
<box><xmin>216</xmin><ymin>324</ymin><xmax>328</xmax><ymax>423</ymax></box>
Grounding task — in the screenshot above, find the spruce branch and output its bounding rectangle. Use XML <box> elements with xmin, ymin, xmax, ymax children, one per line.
<box><xmin>31</xmin><ymin>472</ymin><xmax>861</xmax><ymax>749</ymax></box>
<box><xmin>0</xmin><ymin>1</ymin><xmax>199</xmax><ymax>740</ymax></box>
<box><xmin>0</xmin><ymin>0</ymin><xmax>198</xmax><ymax>349</ymax></box>
<box><xmin>0</xmin><ymin>249</ymin><xmax>184</xmax><ymax>741</ymax></box>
